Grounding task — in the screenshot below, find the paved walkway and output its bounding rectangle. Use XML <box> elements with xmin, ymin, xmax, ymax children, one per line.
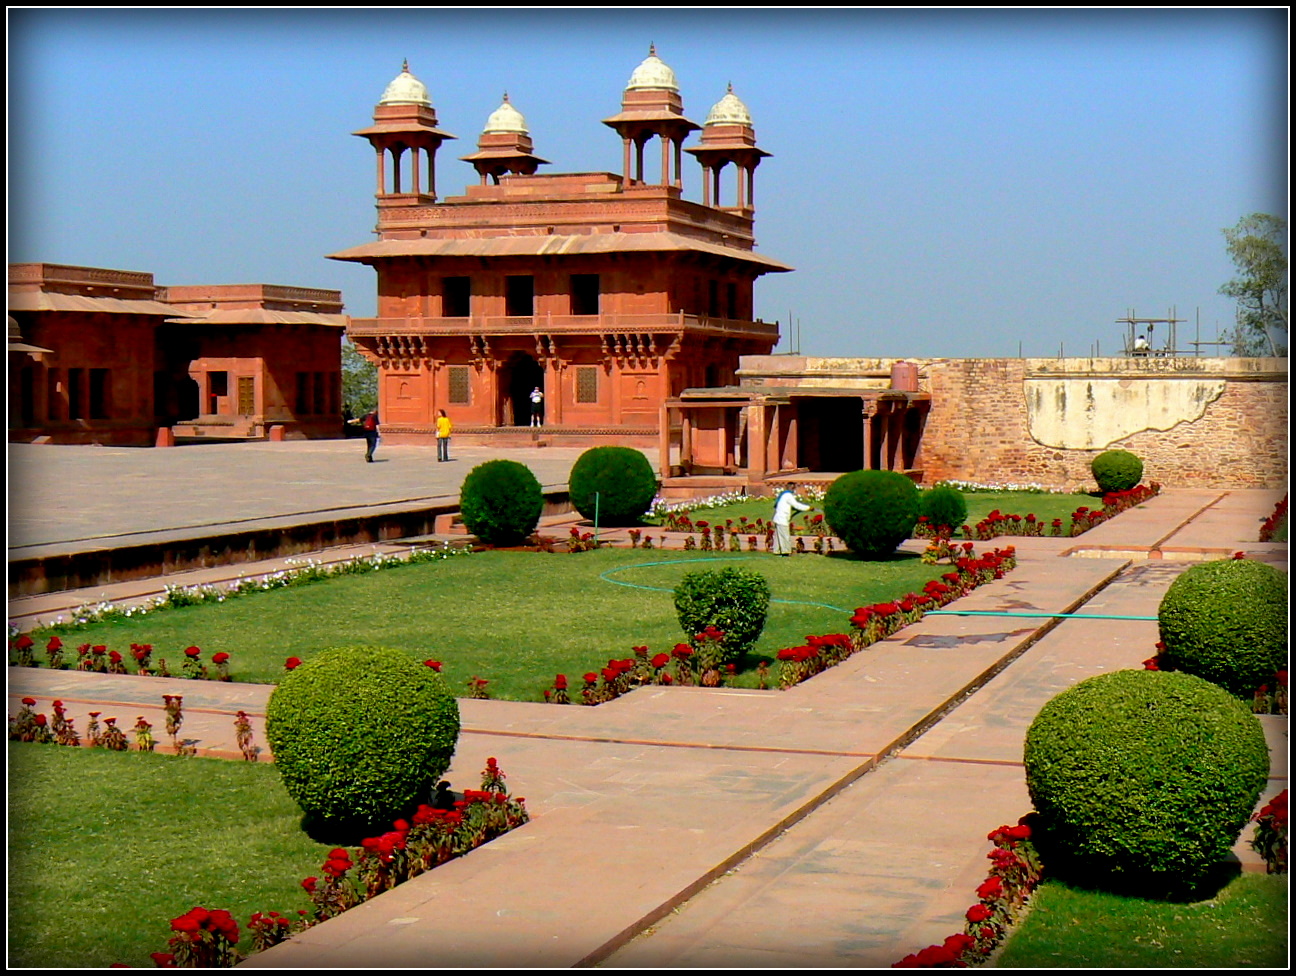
<box><xmin>5</xmin><ymin>452</ymin><xmax>1288</xmax><ymax>967</ymax></box>
<box><xmin>7</xmin><ymin>441</ymin><xmax>613</xmax><ymax>559</ymax></box>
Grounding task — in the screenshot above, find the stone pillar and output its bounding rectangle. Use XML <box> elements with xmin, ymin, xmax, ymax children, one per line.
<box><xmin>609</xmin><ymin>358</ymin><xmax>622</xmax><ymax>425</ymax></box>
<box><xmin>155</xmin><ymin>426</ymin><xmax>175</xmax><ymax>448</ymax></box>
<box><xmin>890</xmin><ymin>405</ymin><xmax>905</xmax><ymax>470</ymax></box>
<box><xmin>746</xmin><ymin>401</ymin><xmax>768</xmax><ymax>481</ymax></box>
<box><xmin>768</xmin><ymin>404</ymin><xmax>781</xmax><ymax>473</ymax></box>
<box><xmin>659</xmin><ymin>403</ymin><xmax>672</xmax><ymax>478</ymax></box>
<box><xmin>546</xmin><ymin>357</ymin><xmax>562</xmax><ymax>425</ymax></box>
<box><xmin>724</xmin><ymin>408</ymin><xmax>735</xmax><ymax>471</ymax></box>
<box><xmin>862</xmin><ymin>403</ymin><xmax>875</xmax><ymax>470</ymax></box>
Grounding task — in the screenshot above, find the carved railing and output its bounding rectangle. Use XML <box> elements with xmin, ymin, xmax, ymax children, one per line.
<box><xmin>346</xmin><ymin>312</ymin><xmax>779</xmax><ymax>341</ymax></box>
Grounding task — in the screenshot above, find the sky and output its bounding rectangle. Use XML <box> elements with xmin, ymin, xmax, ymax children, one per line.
<box><xmin>7</xmin><ymin>8</ymin><xmax>1287</xmax><ymax>359</ymax></box>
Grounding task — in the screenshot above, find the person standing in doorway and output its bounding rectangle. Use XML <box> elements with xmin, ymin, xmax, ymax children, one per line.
<box><xmin>361</xmin><ymin>409</ymin><xmax>380</xmax><ymax>463</ymax></box>
<box><xmin>772</xmin><ymin>487</ymin><xmax>812</xmax><ymax>556</ymax></box>
<box><xmin>436</xmin><ymin>409</ymin><xmax>452</xmax><ymax>462</ymax></box>
<box><xmin>529</xmin><ymin>386</ymin><xmax>544</xmax><ymax>426</ymax></box>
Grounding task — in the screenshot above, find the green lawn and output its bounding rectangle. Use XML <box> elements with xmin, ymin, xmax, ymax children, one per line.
<box><xmin>8</xmin><ymin>741</ymin><xmax>332</xmax><ymax>969</ymax></box>
<box><xmin>994</xmin><ymin>874</ymin><xmax>1288</xmax><ymax>967</ymax></box>
<box><xmin>33</xmin><ymin>548</ymin><xmax>951</xmax><ymax>700</ymax></box>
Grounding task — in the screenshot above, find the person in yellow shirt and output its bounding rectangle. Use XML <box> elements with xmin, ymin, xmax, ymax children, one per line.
<box><xmin>436</xmin><ymin>409</ymin><xmax>452</xmax><ymax>462</ymax></box>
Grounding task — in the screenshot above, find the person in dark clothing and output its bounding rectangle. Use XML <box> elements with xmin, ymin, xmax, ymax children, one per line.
<box><xmin>361</xmin><ymin>410</ymin><xmax>380</xmax><ymax>462</ymax></box>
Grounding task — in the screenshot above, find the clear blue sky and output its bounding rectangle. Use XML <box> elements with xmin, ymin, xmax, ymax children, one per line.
<box><xmin>8</xmin><ymin>8</ymin><xmax>1286</xmax><ymax>358</ymax></box>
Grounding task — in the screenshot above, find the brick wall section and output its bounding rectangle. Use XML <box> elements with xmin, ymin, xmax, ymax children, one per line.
<box><xmin>919</xmin><ymin>359</ymin><xmax>1287</xmax><ymax>489</ymax></box>
<box><xmin>737</xmin><ymin>356</ymin><xmax>1287</xmax><ymax>491</ymax></box>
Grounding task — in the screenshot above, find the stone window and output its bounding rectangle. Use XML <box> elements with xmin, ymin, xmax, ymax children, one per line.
<box><xmin>448</xmin><ymin>365</ymin><xmax>471</xmax><ymax>404</ymax></box>
<box><xmin>506</xmin><ymin>275</ymin><xmax>534</xmax><ymax>317</ymax></box>
<box><xmin>443</xmin><ymin>277</ymin><xmax>471</xmax><ymax>317</ymax></box>
<box><xmin>576</xmin><ymin>366</ymin><xmax>599</xmax><ymax>404</ymax></box>
<box><xmin>295</xmin><ymin>372</ymin><xmax>309</xmax><ymax>414</ymax></box>
<box><xmin>571</xmin><ymin>274</ymin><xmax>600</xmax><ymax>316</ymax></box>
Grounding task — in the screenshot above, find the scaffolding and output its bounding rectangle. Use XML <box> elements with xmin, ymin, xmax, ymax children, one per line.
<box><xmin>1118</xmin><ymin>307</ymin><xmax>1187</xmax><ymax>357</ymax></box>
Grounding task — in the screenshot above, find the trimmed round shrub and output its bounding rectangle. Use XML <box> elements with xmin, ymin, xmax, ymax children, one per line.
<box><xmin>568</xmin><ymin>446</ymin><xmax>658</xmax><ymax>526</ymax></box>
<box><xmin>1024</xmin><ymin>669</ymin><xmax>1269</xmax><ymax>895</ymax></box>
<box><xmin>1157</xmin><ymin>557</ymin><xmax>1288</xmax><ymax>698</ymax></box>
<box><xmin>823</xmin><ymin>469</ymin><xmax>920</xmax><ymax>558</ymax></box>
<box><xmin>1091</xmin><ymin>449</ymin><xmax>1144</xmax><ymax>493</ymax></box>
<box><xmin>460</xmin><ymin>459</ymin><xmax>543</xmax><ymax>546</ymax></box>
<box><xmin>266</xmin><ymin>645</ymin><xmax>461</xmax><ymax>829</ymax></box>
<box><xmin>919</xmin><ymin>485</ymin><xmax>968</xmax><ymax>534</ymax></box>
<box><xmin>674</xmin><ymin>567</ymin><xmax>770</xmax><ymax>662</ymax></box>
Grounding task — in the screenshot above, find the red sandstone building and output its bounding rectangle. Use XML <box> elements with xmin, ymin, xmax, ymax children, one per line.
<box><xmin>8</xmin><ymin>263</ymin><xmax>346</xmax><ymax>444</ymax></box>
<box><xmin>333</xmin><ymin>50</ymin><xmax>791</xmax><ymax>449</ymax></box>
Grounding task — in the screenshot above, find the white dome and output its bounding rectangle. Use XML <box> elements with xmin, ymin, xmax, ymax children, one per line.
<box><xmin>379</xmin><ymin>60</ymin><xmax>432</xmax><ymax>106</ymax></box>
<box><xmin>626</xmin><ymin>45</ymin><xmax>679</xmax><ymax>92</ymax></box>
<box><xmin>705</xmin><ymin>85</ymin><xmax>752</xmax><ymax>126</ymax></box>
<box><xmin>483</xmin><ymin>94</ymin><xmax>528</xmax><ymax>134</ymax></box>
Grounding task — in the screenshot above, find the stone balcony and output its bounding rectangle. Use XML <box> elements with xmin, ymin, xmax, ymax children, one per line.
<box><xmin>346</xmin><ymin>312</ymin><xmax>780</xmax><ymax>342</ymax></box>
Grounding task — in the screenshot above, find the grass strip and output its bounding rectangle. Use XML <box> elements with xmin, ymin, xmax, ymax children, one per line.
<box><xmin>994</xmin><ymin>874</ymin><xmax>1287</xmax><ymax>968</ymax></box>
<box><xmin>649</xmin><ymin>491</ymin><xmax>1098</xmax><ymax>535</ymax></box>
<box><xmin>7</xmin><ymin>741</ymin><xmax>333</xmax><ymax>969</ymax></box>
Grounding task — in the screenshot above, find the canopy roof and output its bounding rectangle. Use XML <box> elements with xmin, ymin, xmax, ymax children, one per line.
<box><xmin>329</xmin><ymin>231</ymin><xmax>791</xmax><ymax>271</ymax></box>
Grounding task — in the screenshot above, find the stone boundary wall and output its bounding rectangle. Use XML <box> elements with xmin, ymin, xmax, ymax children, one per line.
<box><xmin>738</xmin><ymin>356</ymin><xmax>1287</xmax><ymax>490</ymax></box>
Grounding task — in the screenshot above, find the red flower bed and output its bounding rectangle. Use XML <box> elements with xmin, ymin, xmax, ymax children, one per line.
<box><xmin>144</xmin><ymin>759</ymin><xmax>530</xmax><ymax>967</ymax></box>
<box><xmin>1259</xmin><ymin>495</ymin><xmax>1288</xmax><ymax>542</ymax></box>
<box><xmin>913</xmin><ymin>483</ymin><xmax>1162</xmax><ymax>543</ymax></box>
<box><xmin>895</xmin><ymin>817</ymin><xmax>1043</xmax><ymax>967</ymax></box>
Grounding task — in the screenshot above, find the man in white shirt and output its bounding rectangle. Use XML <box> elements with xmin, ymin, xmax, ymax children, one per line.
<box><xmin>529</xmin><ymin>387</ymin><xmax>544</xmax><ymax>426</ymax></box>
<box><xmin>772</xmin><ymin>488</ymin><xmax>812</xmax><ymax>556</ymax></box>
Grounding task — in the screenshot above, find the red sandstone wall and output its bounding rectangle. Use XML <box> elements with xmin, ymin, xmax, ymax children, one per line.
<box><xmin>918</xmin><ymin>360</ymin><xmax>1287</xmax><ymax>490</ymax></box>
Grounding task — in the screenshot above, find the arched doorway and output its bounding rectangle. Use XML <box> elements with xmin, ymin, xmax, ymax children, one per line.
<box><xmin>500</xmin><ymin>352</ymin><xmax>544</xmax><ymax>426</ymax></box>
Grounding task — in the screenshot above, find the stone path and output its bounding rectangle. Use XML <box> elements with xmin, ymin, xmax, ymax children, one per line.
<box><xmin>5</xmin><ymin>445</ymin><xmax>1287</xmax><ymax>968</ymax></box>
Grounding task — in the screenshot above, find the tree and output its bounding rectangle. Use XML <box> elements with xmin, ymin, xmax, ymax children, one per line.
<box><xmin>341</xmin><ymin>337</ymin><xmax>378</xmax><ymax>417</ymax></box>
<box><xmin>1219</xmin><ymin>213</ymin><xmax>1288</xmax><ymax>356</ymax></box>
